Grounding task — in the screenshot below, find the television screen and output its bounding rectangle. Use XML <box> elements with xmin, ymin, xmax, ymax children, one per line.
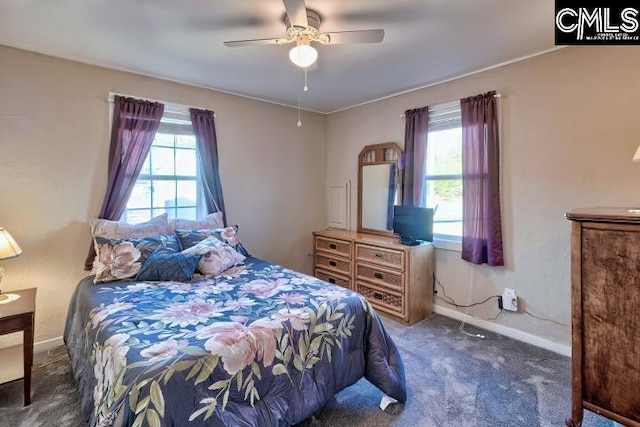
<box><xmin>393</xmin><ymin>206</ymin><xmax>434</xmax><ymax>245</ymax></box>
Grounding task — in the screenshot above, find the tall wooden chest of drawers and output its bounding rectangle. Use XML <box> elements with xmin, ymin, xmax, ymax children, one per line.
<box><xmin>313</xmin><ymin>229</ymin><xmax>434</xmax><ymax>325</ymax></box>
<box><xmin>565</xmin><ymin>208</ymin><xmax>640</xmax><ymax>427</ymax></box>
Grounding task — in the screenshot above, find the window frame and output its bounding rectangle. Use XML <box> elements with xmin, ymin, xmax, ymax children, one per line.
<box><xmin>121</xmin><ymin>133</ymin><xmax>204</xmax><ymax>223</ymax></box>
<box><xmin>107</xmin><ymin>95</ymin><xmax>207</xmax><ymax>224</ymax></box>
<box><xmin>424</xmin><ymin>101</ymin><xmax>463</xmax><ymax>251</ymax></box>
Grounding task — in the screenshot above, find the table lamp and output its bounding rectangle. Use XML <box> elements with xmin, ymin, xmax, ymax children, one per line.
<box><xmin>0</xmin><ymin>227</ymin><xmax>22</xmax><ymax>301</ymax></box>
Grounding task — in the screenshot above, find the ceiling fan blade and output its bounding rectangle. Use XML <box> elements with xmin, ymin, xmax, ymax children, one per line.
<box><xmin>283</xmin><ymin>0</ymin><xmax>308</xmax><ymax>29</ymax></box>
<box><xmin>224</xmin><ymin>38</ymin><xmax>292</xmax><ymax>47</ymax></box>
<box><xmin>319</xmin><ymin>29</ymin><xmax>385</xmax><ymax>45</ymax></box>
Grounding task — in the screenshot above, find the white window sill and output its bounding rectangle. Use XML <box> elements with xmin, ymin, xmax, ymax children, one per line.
<box><xmin>432</xmin><ymin>237</ymin><xmax>462</xmax><ymax>252</ymax></box>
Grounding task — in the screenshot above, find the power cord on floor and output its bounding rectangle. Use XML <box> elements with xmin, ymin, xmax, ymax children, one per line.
<box><xmin>436</xmin><ymin>277</ymin><xmax>503</xmax><ymax>338</ymax></box>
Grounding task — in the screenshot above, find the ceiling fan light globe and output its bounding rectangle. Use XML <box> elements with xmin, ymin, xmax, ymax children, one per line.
<box><xmin>289</xmin><ymin>44</ymin><xmax>318</xmax><ymax>68</ymax></box>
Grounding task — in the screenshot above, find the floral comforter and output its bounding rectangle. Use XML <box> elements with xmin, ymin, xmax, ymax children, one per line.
<box><xmin>64</xmin><ymin>258</ymin><xmax>406</xmax><ymax>427</ymax></box>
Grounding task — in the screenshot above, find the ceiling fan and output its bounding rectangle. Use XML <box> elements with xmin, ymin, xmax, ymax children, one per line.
<box><xmin>223</xmin><ymin>0</ymin><xmax>385</xmax><ymax>68</ymax></box>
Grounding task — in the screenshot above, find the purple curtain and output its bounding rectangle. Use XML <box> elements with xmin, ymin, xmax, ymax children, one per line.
<box><xmin>386</xmin><ymin>163</ymin><xmax>397</xmax><ymax>230</ymax></box>
<box><xmin>190</xmin><ymin>108</ymin><xmax>227</xmax><ymax>226</ymax></box>
<box><xmin>84</xmin><ymin>96</ymin><xmax>164</xmax><ymax>270</ymax></box>
<box><xmin>402</xmin><ymin>107</ymin><xmax>429</xmax><ymax>207</ymax></box>
<box><xmin>461</xmin><ymin>91</ymin><xmax>504</xmax><ymax>266</ymax></box>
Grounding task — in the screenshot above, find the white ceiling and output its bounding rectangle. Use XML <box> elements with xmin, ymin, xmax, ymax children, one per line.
<box><xmin>0</xmin><ymin>0</ymin><xmax>555</xmax><ymax>113</ymax></box>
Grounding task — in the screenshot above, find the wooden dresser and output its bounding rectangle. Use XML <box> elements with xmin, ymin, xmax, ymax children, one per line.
<box><xmin>565</xmin><ymin>208</ymin><xmax>640</xmax><ymax>427</ymax></box>
<box><xmin>313</xmin><ymin>229</ymin><xmax>434</xmax><ymax>325</ymax></box>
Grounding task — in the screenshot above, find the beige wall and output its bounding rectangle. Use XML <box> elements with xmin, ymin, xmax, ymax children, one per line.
<box><xmin>3</xmin><ymin>43</ymin><xmax>639</xmax><ymax>354</ymax></box>
<box><xmin>327</xmin><ymin>46</ymin><xmax>640</xmax><ymax>348</ymax></box>
<box><xmin>0</xmin><ymin>45</ymin><xmax>327</xmax><ymax>348</ymax></box>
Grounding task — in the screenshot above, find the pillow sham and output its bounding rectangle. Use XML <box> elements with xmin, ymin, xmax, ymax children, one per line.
<box><xmin>168</xmin><ymin>212</ymin><xmax>224</xmax><ymax>234</ymax></box>
<box><xmin>136</xmin><ymin>250</ymin><xmax>201</xmax><ymax>282</ymax></box>
<box><xmin>90</xmin><ymin>213</ymin><xmax>170</xmax><ymax>240</ymax></box>
<box><xmin>93</xmin><ymin>234</ymin><xmax>181</xmax><ymax>283</ymax></box>
<box><xmin>176</xmin><ymin>225</ymin><xmax>250</xmax><ymax>257</ymax></box>
<box><xmin>181</xmin><ymin>236</ymin><xmax>246</xmax><ymax>277</ymax></box>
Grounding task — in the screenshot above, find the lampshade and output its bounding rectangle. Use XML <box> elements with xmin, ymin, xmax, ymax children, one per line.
<box><xmin>289</xmin><ymin>44</ymin><xmax>318</xmax><ymax>68</ymax></box>
<box><xmin>633</xmin><ymin>145</ymin><xmax>640</xmax><ymax>162</ymax></box>
<box><xmin>0</xmin><ymin>228</ymin><xmax>22</xmax><ymax>260</ymax></box>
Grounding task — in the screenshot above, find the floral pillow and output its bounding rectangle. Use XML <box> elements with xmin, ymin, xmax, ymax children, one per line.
<box><xmin>168</xmin><ymin>212</ymin><xmax>224</xmax><ymax>234</ymax></box>
<box><xmin>176</xmin><ymin>225</ymin><xmax>250</xmax><ymax>257</ymax></box>
<box><xmin>181</xmin><ymin>236</ymin><xmax>246</xmax><ymax>277</ymax></box>
<box><xmin>136</xmin><ymin>250</ymin><xmax>201</xmax><ymax>282</ymax></box>
<box><xmin>93</xmin><ymin>235</ymin><xmax>180</xmax><ymax>283</ymax></box>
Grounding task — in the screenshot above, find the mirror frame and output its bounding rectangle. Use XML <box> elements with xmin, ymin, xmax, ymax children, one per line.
<box><xmin>357</xmin><ymin>142</ymin><xmax>403</xmax><ymax>236</ymax></box>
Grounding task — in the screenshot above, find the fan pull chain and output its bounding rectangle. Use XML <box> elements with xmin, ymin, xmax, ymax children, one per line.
<box><xmin>304</xmin><ymin>68</ymin><xmax>309</xmax><ymax>92</ymax></box>
<box><xmin>297</xmin><ymin>93</ymin><xmax>302</xmax><ymax>127</ymax></box>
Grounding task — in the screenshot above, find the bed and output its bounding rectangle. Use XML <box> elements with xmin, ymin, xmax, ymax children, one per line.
<box><xmin>64</xmin><ymin>256</ymin><xmax>406</xmax><ymax>427</ymax></box>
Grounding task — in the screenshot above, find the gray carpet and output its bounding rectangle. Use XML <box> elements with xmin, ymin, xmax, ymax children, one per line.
<box><xmin>0</xmin><ymin>314</ymin><xmax>618</xmax><ymax>427</ymax></box>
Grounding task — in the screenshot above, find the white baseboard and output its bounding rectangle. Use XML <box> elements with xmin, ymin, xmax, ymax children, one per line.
<box><xmin>432</xmin><ymin>305</ymin><xmax>571</xmax><ymax>357</ymax></box>
<box><xmin>34</xmin><ymin>336</ymin><xmax>64</xmax><ymax>354</ymax></box>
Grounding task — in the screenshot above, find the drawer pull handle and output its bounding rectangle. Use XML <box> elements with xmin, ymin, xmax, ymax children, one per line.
<box><xmin>373</xmin><ymin>292</ymin><xmax>383</xmax><ymax>300</ymax></box>
<box><xmin>373</xmin><ymin>252</ymin><xmax>384</xmax><ymax>259</ymax></box>
<box><xmin>374</xmin><ymin>272</ymin><xmax>384</xmax><ymax>280</ymax></box>
<box><xmin>329</xmin><ymin>260</ymin><xmax>337</xmax><ymax>267</ymax></box>
<box><xmin>328</xmin><ymin>278</ymin><xmax>336</xmax><ymax>284</ymax></box>
<box><xmin>329</xmin><ymin>243</ymin><xmax>337</xmax><ymax>250</ymax></box>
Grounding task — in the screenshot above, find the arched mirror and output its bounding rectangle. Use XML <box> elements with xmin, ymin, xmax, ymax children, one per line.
<box><xmin>357</xmin><ymin>143</ymin><xmax>403</xmax><ymax>236</ymax></box>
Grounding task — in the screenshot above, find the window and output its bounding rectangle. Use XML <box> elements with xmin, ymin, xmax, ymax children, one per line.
<box><xmin>424</xmin><ymin>101</ymin><xmax>462</xmax><ymax>242</ymax></box>
<box><xmin>121</xmin><ymin>109</ymin><xmax>203</xmax><ymax>223</ymax></box>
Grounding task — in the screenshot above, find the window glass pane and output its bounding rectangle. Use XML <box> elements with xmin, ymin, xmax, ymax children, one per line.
<box><xmin>127</xmin><ymin>180</ymin><xmax>151</xmax><ymax>209</ymax></box>
<box><xmin>126</xmin><ymin>209</ymin><xmax>152</xmax><ymax>224</ymax></box>
<box><xmin>151</xmin><ymin>146</ymin><xmax>175</xmax><ymax>175</ymax></box>
<box><xmin>152</xmin><ymin>208</ymin><xmax>170</xmax><ymax>219</ymax></box>
<box><xmin>434</xmin><ymin>221</ymin><xmax>462</xmax><ymax>238</ymax></box>
<box><xmin>426</xmin><ymin>128</ymin><xmax>462</xmax><ymax>175</ymax></box>
<box><xmin>140</xmin><ymin>155</ymin><xmax>151</xmax><ymax>175</ymax></box>
<box><xmin>176</xmin><ymin>135</ymin><xmax>196</xmax><ymax>149</ymax></box>
<box><xmin>175</xmin><ymin>149</ymin><xmax>197</xmax><ymax>176</ymax></box>
<box><xmin>154</xmin><ymin>133</ymin><xmax>175</xmax><ymax>148</ymax></box>
<box><xmin>177</xmin><ymin>180</ymin><xmax>198</xmax><ymax>206</ymax></box>
<box><xmin>153</xmin><ymin>180</ymin><xmax>177</xmax><ymax>208</ymax></box>
<box><xmin>176</xmin><ymin>207</ymin><xmax>198</xmax><ymax>220</ymax></box>
<box><xmin>426</xmin><ymin>178</ymin><xmax>462</xmax><ymax>236</ymax></box>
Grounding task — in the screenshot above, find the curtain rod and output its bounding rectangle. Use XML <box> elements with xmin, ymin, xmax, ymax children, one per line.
<box><xmin>107</xmin><ymin>92</ymin><xmax>216</xmax><ymax>117</ymax></box>
<box><xmin>399</xmin><ymin>93</ymin><xmax>501</xmax><ymax>118</ymax></box>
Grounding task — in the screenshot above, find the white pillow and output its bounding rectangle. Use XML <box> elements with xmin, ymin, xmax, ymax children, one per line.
<box><xmin>182</xmin><ymin>236</ymin><xmax>245</xmax><ymax>277</ymax></box>
<box><xmin>168</xmin><ymin>212</ymin><xmax>224</xmax><ymax>234</ymax></box>
<box><xmin>90</xmin><ymin>213</ymin><xmax>170</xmax><ymax>240</ymax></box>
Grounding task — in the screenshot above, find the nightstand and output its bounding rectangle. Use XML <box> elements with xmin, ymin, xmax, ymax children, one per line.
<box><xmin>0</xmin><ymin>287</ymin><xmax>36</xmax><ymax>405</ymax></box>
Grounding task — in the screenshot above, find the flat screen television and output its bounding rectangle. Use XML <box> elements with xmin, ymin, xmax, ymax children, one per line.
<box><xmin>393</xmin><ymin>206</ymin><xmax>434</xmax><ymax>246</ymax></box>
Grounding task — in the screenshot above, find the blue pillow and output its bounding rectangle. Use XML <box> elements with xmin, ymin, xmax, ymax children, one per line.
<box><xmin>136</xmin><ymin>250</ymin><xmax>201</xmax><ymax>282</ymax></box>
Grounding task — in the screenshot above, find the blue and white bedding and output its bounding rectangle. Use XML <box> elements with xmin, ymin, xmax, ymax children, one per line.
<box><xmin>64</xmin><ymin>257</ymin><xmax>406</xmax><ymax>427</ymax></box>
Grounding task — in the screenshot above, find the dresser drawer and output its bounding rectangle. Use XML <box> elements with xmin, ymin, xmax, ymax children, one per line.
<box><xmin>356</xmin><ymin>281</ymin><xmax>404</xmax><ymax>315</ymax></box>
<box><xmin>315</xmin><ymin>253</ymin><xmax>351</xmax><ymax>276</ymax></box>
<box><xmin>355</xmin><ymin>244</ymin><xmax>404</xmax><ymax>270</ymax></box>
<box><xmin>315</xmin><ymin>236</ymin><xmax>351</xmax><ymax>259</ymax></box>
<box><xmin>356</xmin><ymin>263</ymin><xmax>403</xmax><ymax>292</ymax></box>
<box><xmin>315</xmin><ymin>269</ymin><xmax>351</xmax><ymax>290</ymax></box>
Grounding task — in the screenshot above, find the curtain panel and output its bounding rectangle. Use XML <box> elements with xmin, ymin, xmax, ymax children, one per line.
<box><xmin>189</xmin><ymin>108</ymin><xmax>227</xmax><ymax>226</ymax></box>
<box><xmin>402</xmin><ymin>107</ymin><xmax>429</xmax><ymax>207</ymax></box>
<box><xmin>84</xmin><ymin>96</ymin><xmax>164</xmax><ymax>270</ymax></box>
<box><xmin>460</xmin><ymin>91</ymin><xmax>504</xmax><ymax>266</ymax></box>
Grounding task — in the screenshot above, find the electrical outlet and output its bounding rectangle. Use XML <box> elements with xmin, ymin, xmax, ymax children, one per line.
<box><xmin>502</xmin><ymin>288</ymin><xmax>518</xmax><ymax>312</ymax></box>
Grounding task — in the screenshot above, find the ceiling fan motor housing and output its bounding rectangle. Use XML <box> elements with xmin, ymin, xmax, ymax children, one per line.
<box><xmin>285</xmin><ymin>9</ymin><xmax>323</xmax><ymax>44</ymax></box>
